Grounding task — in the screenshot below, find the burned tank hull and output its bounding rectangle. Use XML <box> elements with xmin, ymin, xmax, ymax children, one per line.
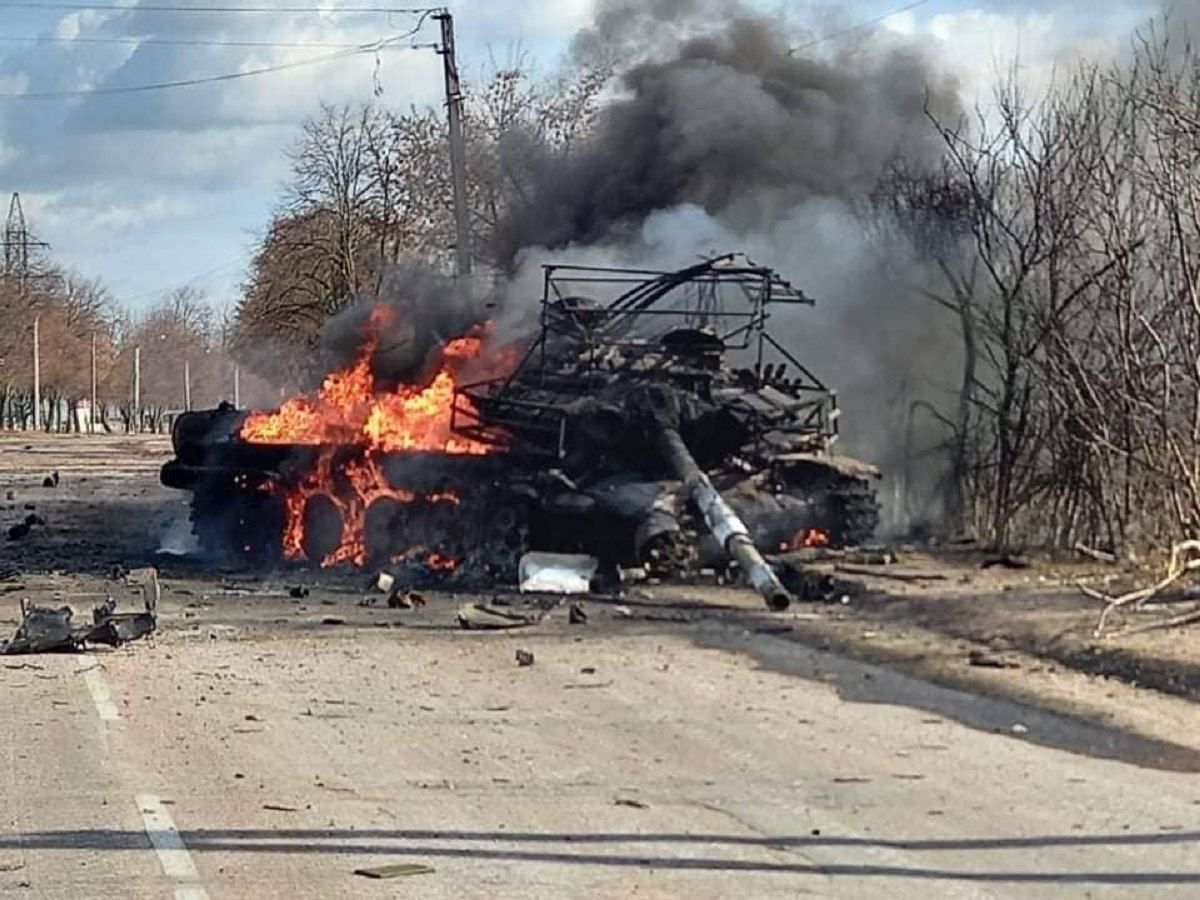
<box><xmin>164</xmin><ymin>406</ymin><xmax>691</xmax><ymax>583</ymax></box>
<box><xmin>161</xmin><ymin>254</ymin><xmax>880</xmax><ymax>606</ymax></box>
<box><xmin>452</xmin><ymin>255</ymin><xmax>881</xmax><ymax>558</ymax></box>
<box><xmin>165</xmin><ymin>405</ymin><xmax>533</xmax><ymax>581</ymax></box>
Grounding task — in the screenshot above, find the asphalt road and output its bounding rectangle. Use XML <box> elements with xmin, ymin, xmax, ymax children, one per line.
<box><xmin>0</xmin><ymin>435</ymin><xmax>1197</xmax><ymax>898</ymax></box>
<box><xmin>2</xmin><ymin>592</ymin><xmax>1199</xmax><ymax>900</ymax></box>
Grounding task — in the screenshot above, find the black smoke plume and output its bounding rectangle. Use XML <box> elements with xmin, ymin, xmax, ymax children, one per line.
<box><xmin>495</xmin><ymin>0</ymin><xmax>961</xmax><ymax>268</ymax></box>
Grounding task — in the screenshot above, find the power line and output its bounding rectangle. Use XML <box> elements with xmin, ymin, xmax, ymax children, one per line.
<box><xmin>0</xmin><ymin>33</ymin><xmax>436</xmax><ymax>99</ymax></box>
<box><xmin>0</xmin><ymin>2</ymin><xmax>439</xmax><ymax>12</ymax></box>
<box><xmin>789</xmin><ymin>0</ymin><xmax>933</xmax><ymax>55</ymax></box>
<box><xmin>0</xmin><ymin>34</ymin><xmax>405</xmax><ymax>49</ymax></box>
<box><xmin>119</xmin><ymin>257</ymin><xmax>246</xmax><ymax>305</ymax></box>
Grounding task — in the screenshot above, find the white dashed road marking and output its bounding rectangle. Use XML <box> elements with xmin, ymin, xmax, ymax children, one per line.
<box><xmin>80</xmin><ymin>655</ymin><xmax>120</xmax><ymax>721</ymax></box>
<box><xmin>137</xmin><ymin>794</ymin><xmax>211</xmax><ymax>900</ymax></box>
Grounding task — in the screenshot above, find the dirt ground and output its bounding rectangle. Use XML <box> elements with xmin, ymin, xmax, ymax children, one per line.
<box><xmin>2</xmin><ymin>433</ymin><xmax>1200</xmax><ymax>897</ymax></box>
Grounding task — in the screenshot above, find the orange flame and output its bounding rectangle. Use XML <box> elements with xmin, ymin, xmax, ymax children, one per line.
<box><xmin>781</xmin><ymin>527</ymin><xmax>831</xmax><ymax>552</ymax></box>
<box><xmin>241</xmin><ymin>307</ymin><xmax>513</xmax><ymax>567</ymax></box>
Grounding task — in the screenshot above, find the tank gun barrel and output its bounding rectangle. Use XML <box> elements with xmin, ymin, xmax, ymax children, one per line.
<box><xmin>656</xmin><ymin>426</ymin><xmax>791</xmax><ymax>611</ymax></box>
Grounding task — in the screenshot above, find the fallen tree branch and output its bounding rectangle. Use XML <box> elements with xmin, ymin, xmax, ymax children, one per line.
<box><xmin>1105</xmin><ymin>605</ymin><xmax>1200</xmax><ymax>639</ymax></box>
<box><xmin>1073</xmin><ymin>542</ymin><xmax>1117</xmax><ymax>564</ymax></box>
<box><xmin>1084</xmin><ymin>540</ymin><xmax>1200</xmax><ymax>636</ymax></box>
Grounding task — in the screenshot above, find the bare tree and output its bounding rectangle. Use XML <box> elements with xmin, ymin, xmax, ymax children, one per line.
<box><xmin>232</xmin><ymin>63</ymin><xmax>611</xmax><ymax>386</ymax></box>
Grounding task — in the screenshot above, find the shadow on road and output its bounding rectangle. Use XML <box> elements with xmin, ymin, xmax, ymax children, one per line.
<box><xmin>1</xmin><ymin>826</ymin><xmax>1198</xmax><ymax>883</ymax></box>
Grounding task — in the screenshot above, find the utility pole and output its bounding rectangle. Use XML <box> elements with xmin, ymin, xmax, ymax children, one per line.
<box><xmin>6</xmin><ymin>193</ymin><xmax>50</xmax><ymax>433</ymax></box>
<box><xmin>233</xmin><ymin>364</ymin><xmax>241</xmax><ymax>408</ymax></box>
<box><xmin>31</xmin><ymin>316</ymin><xmax>40</xmax><ymax>431</ymax></box>
<box><xmin>133</xmin><ymin>346</ymin><xmax>141</xmax><ymax>433</ymax></box>
<box><xmin>90</xmin><ymin>333</ymin><xmax>98</xmax><ymax>432</ymax></box>
<box><xmin>435</xmin><ymin>10</ymin><xmax>472</xmax><ymax>278</ymax></box>
<box><xmin>184</xmin><ymin>359</ymin><xmax>192</xmax><ymax>411</ymax></box>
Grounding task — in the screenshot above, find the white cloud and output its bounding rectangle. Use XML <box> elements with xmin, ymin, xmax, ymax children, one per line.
<box><xmin>0</xmin><ymin>2</ymin><xmax>592</xmax><ymax>305</ymax></box>
<box><xmin>882</xmin><ymin>6</ymin><xmax>1136</xmax><ymax>107</ymax></box>
<box><xmin>458</xmin><ymin>0</ymin><xmax>595</xmax><ymax>41</ymax></box>
<box><xmin>0</xmin><ymin>0</ymin><xmax>1156</xmax><ymax>308</ymax></box>
<box><xmin>23</xmin><ymin>187</ymin><xmax>199</xmax><ymax>232</ymax></box>
<box><xmin>55</xmin><ymin>12</ymin><xmax>84</xmax><ymax>41</ymax></box>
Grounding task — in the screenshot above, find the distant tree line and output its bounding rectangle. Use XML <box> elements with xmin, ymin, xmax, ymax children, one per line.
<box><xmin>0</xmin><ymin>271</ymin><xmax>266</xmax><ymax>433</ymax></box>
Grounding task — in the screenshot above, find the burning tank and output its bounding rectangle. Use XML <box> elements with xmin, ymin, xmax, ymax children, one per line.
<box><xmin>162</xmin><ymin>254</ymin><xmax>880</xmax><ymax>608</ymax></box>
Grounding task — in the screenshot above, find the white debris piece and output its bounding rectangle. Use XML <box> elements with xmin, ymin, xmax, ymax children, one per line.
<box><xmin>518</xmin><ymin>552</ymin><xmax>599</xmax><ymax>594</ymax></box>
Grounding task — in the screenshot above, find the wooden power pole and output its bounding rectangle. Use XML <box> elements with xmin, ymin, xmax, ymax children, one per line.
<box><xmin>133</xmin><ymin>346</ymin><xmax>141</xmax><ymax>432</ymax></box>
<box><xmin>31</xmin><ymin>316</ymin><xmax>40</xmax><ymax>431</ymax></box>
<box><xmin>90</xmin><ymin>333</ymin><xmax>98</xmax><ymax>431</ymax></box>
<box><xmin>436</xmin><ymin>10</ymin><xmax>472</xmax><ymax>278</ymax></box>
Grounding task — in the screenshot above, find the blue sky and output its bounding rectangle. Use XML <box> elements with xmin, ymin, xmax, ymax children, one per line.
<box><xmin>0</xmin><ymin>0</ymin><xmax>1153</xmax><ymax>314</ymax></box>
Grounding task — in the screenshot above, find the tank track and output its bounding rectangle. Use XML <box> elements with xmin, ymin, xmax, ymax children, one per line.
<box><xmin>190</xmin><ymin>479</ymin><xmax>532</xmax><ymax>585</ymax></box>
<box><xmin>821</xmin><ymin>475</ymin><xmax>881</xmax><ymax>547</ymax></box>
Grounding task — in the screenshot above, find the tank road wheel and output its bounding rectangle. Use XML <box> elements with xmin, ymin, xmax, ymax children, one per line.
<box><xmin>301</xmin><ymin>494</ymin><xmax>344</xmax><ymax>564</ymax></box>
<box><xmin>189</xmin><ymin>486</ymin><xmax>284</xmax><ymax>565</ymax></box>
<box><xmin>364</xmin><ymin>497</ymin><xmax>402</xmax><ymax>567</ymax></box>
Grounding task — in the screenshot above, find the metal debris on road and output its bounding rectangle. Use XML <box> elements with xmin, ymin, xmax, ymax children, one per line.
<box><xmin>455</xmin><ymin>603</ymin><xmax>537</xmax><ymax>630</ymax></box>
<box><xmin>967</xmin><ymin>650</ymin><xmax>1020</xmax><ymax>669</ymax></box>
<box><xmin>6</xmin><ymin>513</ymin><xmax>44</xmax><ymax>542</ymax></box>
<box><xmin>354</xmin><ymin>863</ymin><xmax>435</xmax><ymax>879</ymax></box>
<box><xmin>568</xmin><ymin>602</ymin><xmax>588</xmax><ymax>624</ymax></box>
<box><xmin>614</xmin><ymin>798</ymin><xmax>649</xmax><ymax>809</ymax></box>
<box><xmin>389</xmin><ymin>590</ymin><xmax>426</xmax><ymax>609</ymax></box>
<box><xmin>370</xmin><ymin>571</ymin><xmax>396</xmax><ymax>595</ymax></box>
<box><xmin>0</xmin><ymin>594</ymin><xmax>156</xmax><ymax>655</ymax></box>
<box><xmin>515</xmin><ymin>648</ymin><xmax>535</xmax><ymax>667</ymax></box>
<box><xmin>363</xmin><ymin>571</ymin><xmax>427</xmax><ymax>609</ymax></box>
